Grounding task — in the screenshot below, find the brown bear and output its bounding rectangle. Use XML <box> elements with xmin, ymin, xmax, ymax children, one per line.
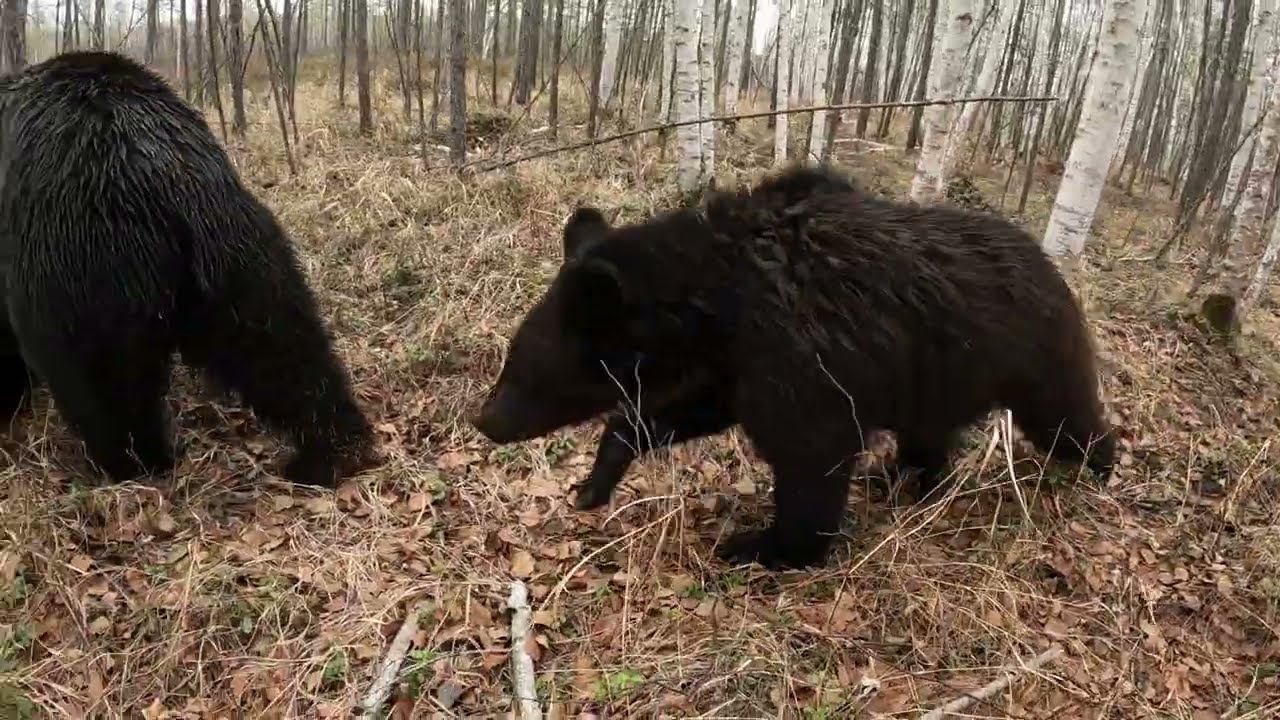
<box><xmin>472</xmin><ymin>165</ymin><xmax>1115</xmax><ymax>569</ymax></box>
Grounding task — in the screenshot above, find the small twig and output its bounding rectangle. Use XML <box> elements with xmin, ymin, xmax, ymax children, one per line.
<box><xmin>462</xmin><ymin>95</ymin><xmax>1058</xmax><ymax>172</ymax></box>
<box><xmin>507</xmin><ymin>581</ymin><xmax>543</xmax><ymax>720</ymax></box>
<box><xmin>359</xmin><ymin>600</ymin><xmax>429</xmax><ymax>716</ymax></box>
<box><xmin>920</xmin><ymin>645</ymin><xmax>1064</xmax><ymax>720</ymax></box>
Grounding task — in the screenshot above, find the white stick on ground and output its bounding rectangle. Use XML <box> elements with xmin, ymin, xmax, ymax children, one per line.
<box><xmin>359</xmin><ymin>600</ymin><xmax>430</xmax><ymax>716</ymax></box>
<box><xmin>920</xmin><ymin>645</ymin><xmax>1064</xmax><ymax>720</ymax></box>
<box><xmin>508</xmin><ymin>580</ymin><xmax>543</xmax><ymax>720</ymax></box>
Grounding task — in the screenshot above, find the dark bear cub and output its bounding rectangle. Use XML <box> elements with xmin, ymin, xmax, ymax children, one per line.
<box><xmin>0</xmin><ymin>51</ymin><xmax>373</xmax><ymax>487</ymax></box>
<box><xmin>472</xmin><ymin>165</ymin><xmax>1115</xmax><ymax>570</ymax></box>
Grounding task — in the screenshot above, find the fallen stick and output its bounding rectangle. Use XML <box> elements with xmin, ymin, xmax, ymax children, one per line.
<box><xmin>508</xmin><ymin>580</ymin><xmax>543</xmax><ymax>720</ymax></box>
<box><xmin>358</xmin><ymin>600</ymin><xmax>430</xmax><ymax>717</ymax></box>
<box><xmin>920</xmin><ymin>645</ymin><xmax>1064</xmax><ymax>720</ymax></box>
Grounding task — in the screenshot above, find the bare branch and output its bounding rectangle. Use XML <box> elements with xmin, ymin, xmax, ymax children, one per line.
<box><xmin>462</xmin><ymin>95</ymin><xmax>1058</xmax><ymax>173</ymax></box>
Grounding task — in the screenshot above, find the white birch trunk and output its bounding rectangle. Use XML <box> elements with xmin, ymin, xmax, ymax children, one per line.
<box><xmin>805</xmin><ymin>0</ymin><xmax>836</xmax><ymax>160</ymax></box>
<box><xmin>1042</xmin><ymin>0</ymin><xmax>1148</xmax><ymax>258</ymax></box>
<box><xmin>723</xmin><ymin>0</ymin><xmax>749</xmax><ymax>115</ymax></box>
<box><xmin>674</xmin><ymin>0</ymin><xmax>703</xmax><ymax>190</ymax></box>
<box><xmin>1235</xmin><ymin>3</ymin><xmax>1280</xmax><ymax>241</ymax></box>
<box><xmin>800</xmin><ymin>0</ymin><xmax>823</xmax><ymax>103</ymax></box>
<box><xmin>658</xmin><ymin>0</ymin><xmax>676</xmax><ymax>121</ymax></box>
<box><xmin>1225</xmin><ymin>0</ymin><xmax>1277</xmax><ymax>202</ymax></box>
<box><xmin>698</xmin><ymin>0</ymin><xmax>716</xmax><ymax>176</ymax></box>
<box><xmin>774</xmin><ymin>0</ymin><xmax>792</xmax><ymax>163</ymax></box>
<box><xmin>789</xmin><ymin>0</ymin><xmax>805</xmax><ymax>105</ymax></box>
<box><xmin>910</xmin><ymin>1</ymin><xmax>976</xmax><ymax>203</ymax></box>
<box><xmin>1243</xmin><ymin>213</ymin><xmax>1280</xmax><ymax>311</ymax></box>
<box><xmin>1109</xmin><ymin>3</ymin><xmax>1155</xmax><ymax>174</ymax></box>
<box><xmin>942</xmin><ymin>2</ymin><xmax>1012</xmax><ymax>178</ymax></box>
<box><xmin>599</xmin><ymin>0</ymin><xmax>624</xmax><ymax>109</ymax></box>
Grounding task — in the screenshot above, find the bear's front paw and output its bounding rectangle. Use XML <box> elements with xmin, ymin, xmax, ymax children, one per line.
<box><xmin>716</xmin><ymin>528</ymin><xmax>830</xmax><ymax>570</ymax></box>
<box><xmin>717</xmin><ymin>529</ymin><xmax>788</xmax><ymax>569</ymax></box>
<box><xmin>281</xmin><ymin>449</ymin><xmax>337</xmax><ymax>488</ymax></box>
<box><xmin>572</xmin><ymin>478</ymin><xmax>613</xmax><ymax>510</ymax></box>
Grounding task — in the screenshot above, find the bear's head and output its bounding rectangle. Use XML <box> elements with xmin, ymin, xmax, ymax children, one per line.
<box><xmin>471</xmin><ymin>206</ymin><xmax>712</xmax><ymax>444</ymax></box>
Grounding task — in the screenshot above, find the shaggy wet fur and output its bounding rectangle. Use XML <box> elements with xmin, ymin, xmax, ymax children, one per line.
<box><xmin>0</xmin><ymin>51</ymin><xmax>373</xmax><ymax>486</ymax></box>
<box><xmin>474</xmin><ymin>164</ymin><xmax>1115</xmax><ymax>570</ymax></box>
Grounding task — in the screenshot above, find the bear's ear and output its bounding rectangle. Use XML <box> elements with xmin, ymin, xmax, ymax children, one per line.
<box><xmin>563</xmin><ymin>207</ymin><xmax>611</xmax><ymax>261</ymax></box>
<box><xmin>560</xmin><ymin>257</ymin><xmax>631</xmax><ymax>334</ymax></box>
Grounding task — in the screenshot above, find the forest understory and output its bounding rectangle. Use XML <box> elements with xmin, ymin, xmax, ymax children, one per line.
<box><xmin>2</xmin><ymin>62</ymin><xmax>1280</xmax><ymax>719</ymax></box>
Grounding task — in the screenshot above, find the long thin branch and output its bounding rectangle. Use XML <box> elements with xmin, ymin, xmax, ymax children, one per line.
<box><xmin>919</xmin><ymin>645</ymin><xmax>1064</xmax><ymax>720</ymax></box>
<box><xmin>462</xmin><ymin>95</ymin><xmax>1059</xmax><ymax>172</ymax></box>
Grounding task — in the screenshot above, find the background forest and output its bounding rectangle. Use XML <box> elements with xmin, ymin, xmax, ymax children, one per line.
<box><xmin>1</xmin><ymin>0</ymin><xmax>1280</xmax><ymax>717</ymax></box>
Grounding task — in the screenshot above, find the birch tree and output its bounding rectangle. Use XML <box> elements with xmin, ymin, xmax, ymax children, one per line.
<box><xmin>1224</xmin><ymin>0</ymin><xmax>1277</xmax><ymax>203</ymax></box>
<box><xmin>449</xmin><ymin>0</ymin><xmax>467</xmax><ymax>164</ymax></box>
<box><xmin>804</xmin><ymin>0</ymin><xmax>836</xmax><ymax>161</ymax></box>
<box><xmin>911</xmin><ymin>0</ymin><xmax>976</xmax><ymax>203</ymax></box>
<box><xmin>774</xmin><ymin>0</ymin><xmax>792</xmax><ymax>163</ymax></box>
<box><xmin>944</xmin><ymin>0</ymin><xmax>1012</xmax><ymax>177</ymax></box>
<box><xmin>674</xmin><ymin>0</ymin><xmax>703</xmax><ymax>190</ymax></box>
<box><xmin>1243</xmin><ymin>214</ymin><xmax>1280</xmax><ymax>311</ymax></box>
<box><xmin>357</xmin><ymin>0</ymin><xmax>372</xmax><ymax>133</ymax></box>
<box><xmin>1234</xmin><ymin>3</ymin><xmax>1280</xmax><ymax>238</ymax></box>
<box><xmin>722</xmin><ymin>0</ymin><xmax>748</xmax><ymax>119</ymax></box>
<box><xmin>658</xmin><ymin>0</ymin><xmax>675</xmax><ymax>121</ymax></box>
<box><xmin>698</xmin><ymin>0</ymin><xmax>715</xmax><ymax>176</ymax></box>
<box><xmin>1042</xmin><ymin>0</ymin><xmax>1148</xmax><ymax>259</ymax></box>
<box><xmin>599</xmin><ymin>0</ymin><xmax>624</xmax><ymax>109</ymax></box>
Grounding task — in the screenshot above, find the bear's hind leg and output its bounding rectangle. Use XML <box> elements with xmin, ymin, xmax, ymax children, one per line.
<box><xmin>13</xmin><ymin>322</ymin><xmax>175</xmax><ymax>481</ymax></box>
<box><xmin>576</xmin><ymin>381</ymin><xmax>736</xmax><ymax>510</ymax></box>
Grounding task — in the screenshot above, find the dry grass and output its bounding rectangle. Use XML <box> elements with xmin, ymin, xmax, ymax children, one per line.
<box><xmin>2</xmin><ymin>61</ymin><xmax>1280</xmax><ymax>719</ymax></box>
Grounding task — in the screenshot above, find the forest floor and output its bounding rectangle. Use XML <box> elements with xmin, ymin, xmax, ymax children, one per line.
<box><xmin>3</xmin><ymin>67</ymin><xmax>1280</xmax><ymax>719</ymax></box>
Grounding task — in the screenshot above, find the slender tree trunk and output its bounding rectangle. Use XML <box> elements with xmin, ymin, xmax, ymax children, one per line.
<box><xmin>698</xmin><ymin>0</ymin><xmax>715</xmax><ymax>177</ymax></box>
<box><xmin>774</xmin><ymin>0</ymin><xmax>792</xmax><ymax>161</ymax></box>
<box><xmin>206</xmin><ymin>0</ymin><xmax>228</xmax><ymax>141</ymax></box>
<box><xmin>586</xmin><ymin>0</ymin><xmax>607</xmax><ymax>133</ymax></box>
<box><xmin>145</xmin><ymin>0</ymin><xmax>159</xmax><ymax>63</ymax></box>
<box><xmin>179</xmin><ymin>0</ymin><xmax>190</xmax><ymax>97</ymax></box>
<box><xmin>1042</xmin><ymin>0</ymin><xmax>1147</xmax><ymax>259</ymax></box>
<box><xmin>357</xmin><ymin>0</ymin><xmax>373</xmax><ymax>133</ymax></box>
<box><xmin>2</xmin><ymin>0</ymin><xmax>24</xmax><ymax>72</ymax></box>
<box><xmin>338</xmin><ymin>0</ymin><xmax>349</xmax><ymax>104</ymax></box>
<box><xmin>803</xmin><ymin>0</ymin><xmax>836</xmax><ymax>159</ymax></box>
<box><xmin>448</xmin><ymin>0</ymin><xmax>468</xmax><ymax>163</ymax></box>
<box><xmin>722</xmin><ymin>0</ymin><xmax>748</xmax><ymax>121</ymax></box>
<box><xmin>910</xmin><ymin>0</ymin><xmax>974</xmax><ymax>202</ymax></box>
<box><xmin>1016</xmin><ymin>0</ymin><xmax>1067</xmax><ymax>213</ymax></box>
<box><xmin>194</xmin><ymin>0</ymin><xmax>205</xmax><ymax>104</ymax></box>
<box><xmin>906</xmin><ymin>0</ymin><xmax>941</xmax><ymax>150</ymax></box>
<box><xmin>550</xmin><ymin>0</ymin><xmax>564</xmax><ymax>136</ymax></box>
<box><xmin>674</xmin><ymin>0</ymin><xmax>702</xmax><ymax>189</ymax></box>
<box><xmin>229</xmin><ymin>0</ymin><xmax>247</xmax><ymax>135</ymax></box>
<box><xmin>1243</xmin><ymin>209</ymin><xmax>1280</xmax><ymax>310</ymax></box>
<box><xmin>658</xmin><ymin>0</ymin><xmax>676</xmax><ymax>121</ymax></box>
<box><xmin>599</xmin><ymin>0</ymin><xmax>624</xmax><ymax>109</ymax></box>
<box><xmin>1225</xmin><ymin>0</ymin><xmax>1275</xmax><ymax>202</ymax></box>
<box><xmin>855</xmin><ymin>0</ymin><xmax>882</xmax><ymax>137</ymax></box>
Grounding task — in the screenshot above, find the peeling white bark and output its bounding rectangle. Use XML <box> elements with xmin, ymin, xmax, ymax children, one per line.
<box><xmin>674</xmin><ymin>0</ymin><xmax>703</xmax><ymax>190</ymax></box>
<box><xmin>911</xmin><ymin>0</ymin><xmax>976</xmax><ymax>203</ymax></box>
<box><xmin>1042</xmin><ymin>0</ymin><xmax>1147</xmax><ymax>258</ymax></box>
